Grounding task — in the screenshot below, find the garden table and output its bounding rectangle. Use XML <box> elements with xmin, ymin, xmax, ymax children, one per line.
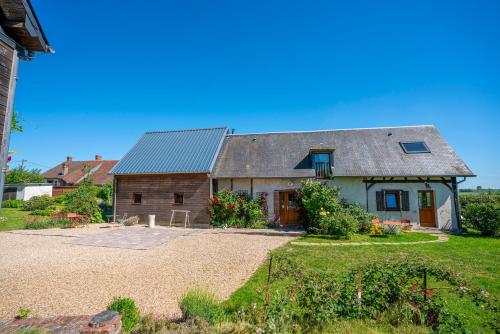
<box><xmin>383</xmin><ymin>221</ymin><xmax>402</xmax><ymax>234</ymax></box>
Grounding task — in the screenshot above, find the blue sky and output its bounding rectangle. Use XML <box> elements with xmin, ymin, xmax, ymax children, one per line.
<box><xmin>9</xmin><ymin>0</ymin><xmax>500</xmax><ymax>188</ymax></box>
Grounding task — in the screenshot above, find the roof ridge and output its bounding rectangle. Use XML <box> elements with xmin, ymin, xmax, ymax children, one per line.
<box><xmin>145</xmin><ymin>127</ymin><xmax>228</xmax><ymax>134</ymax></box>
<box><xmin>228</xmin><ymin>125</ymin><xmax>435</xmax><ymax>136</ymax></box>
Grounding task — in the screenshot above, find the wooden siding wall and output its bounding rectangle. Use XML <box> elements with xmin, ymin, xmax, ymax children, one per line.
<box><xmin>115</xmin><ymin>174</ymin><xmax>211</xmax><ymax>226</ymax></box>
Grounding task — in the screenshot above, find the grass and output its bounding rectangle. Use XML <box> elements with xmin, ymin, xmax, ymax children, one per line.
<box><xmin>179</xmin><ymin>288</ymin><xmax>224</xmax><ymax>324</ymax></box>
<box><xmin>0</xmin><ymin>208</ymin><xmax>30</xmax><ymax>231</ymax></box>
<box><xmin>298</xmin><ymin>232</ymin><xmax>438</xmax><ymax>243</ymax></box>
<box><xmin>224</xmin><ymin>233</ymin><xmax>499</xmax><ymax>333</ymax></box>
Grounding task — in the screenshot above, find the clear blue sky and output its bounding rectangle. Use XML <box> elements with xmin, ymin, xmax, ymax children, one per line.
<box><xmin>9</xmin><ymin>0</ymin><xmax>500</xmax><ymax>188</ymax></box>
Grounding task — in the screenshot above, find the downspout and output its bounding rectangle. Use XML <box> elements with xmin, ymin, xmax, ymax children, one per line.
<box><xmin>365</xmin><ymin>181</ymin><xmax>369</xmax><ymax>210</ymax></box>
<box><xmin>112</xmin><ymin>176</ymin><xmax>117</xmax><ymax>222</ymax></box>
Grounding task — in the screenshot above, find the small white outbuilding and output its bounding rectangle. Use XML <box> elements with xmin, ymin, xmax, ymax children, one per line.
<box><xmin>2</xmin><ymin>183</ymin><xmax>53</xmax><ymax>201</ymax></box>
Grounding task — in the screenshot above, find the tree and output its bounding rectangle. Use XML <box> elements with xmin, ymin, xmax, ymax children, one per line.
<box><xmin>5</xmin><ymin>166</ymin><xmax>45</xmax><ymax>184</ymax></box>
<box><xmin>11</xmin><ymin>111</ymin><xmax>23</xmax><ymax>133</ymax></box>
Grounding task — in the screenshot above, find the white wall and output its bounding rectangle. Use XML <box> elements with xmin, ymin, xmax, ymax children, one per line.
<box><xmin>9</xmin><ymin>184</ymin><xmax>53</xmax><ymax>201</ymax></box>
<box><xmin>216</xmin><ymin>177</ymin><xmax>457</xmax><ymax>230</ymax></box>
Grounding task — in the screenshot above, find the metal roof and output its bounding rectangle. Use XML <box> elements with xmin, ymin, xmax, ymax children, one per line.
<box><xmin>111</xmin><ymin>127</ymin><xmax>228</xmax><ymax>175</ymax></box>
<box><xmin>212</xmin><ymin>125</ymin><xmax>475</xmax><ymax>178</ymax></box>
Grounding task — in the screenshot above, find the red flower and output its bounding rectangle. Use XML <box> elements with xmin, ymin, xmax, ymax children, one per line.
<box><xmin>215</xmin><ymin>205</ymin><xmax>220</xmax><ymax>209</ymax></box>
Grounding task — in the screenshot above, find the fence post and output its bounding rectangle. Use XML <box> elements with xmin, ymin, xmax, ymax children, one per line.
<box><xmin>423</xmin><ymin>269</ymin><xmax>428</xmax><ymax>301</ymax></box>
<box><xmin>357</xmin><ymin>270</ymin><xmax>362</xmax><ymax>304</ymax></box>
<box><xmin>265</xmin><ymin>255</ymin><xmax>273</xmax><ymax>305</ymax></box>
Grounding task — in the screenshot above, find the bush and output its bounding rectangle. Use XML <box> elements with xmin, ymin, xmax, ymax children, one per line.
<box><xmin>97</xmin><ymin>183</ymin><xmax>113</xmax><ymax>205</ymax></box>
<box><xmin>297</xmin><ymin>180</ymin><xmax>376</xmax><ymax>238</ymax></box>
<box><xmin>30</xmin><ymin>209</ymin><xmax>57</xmax><ymax>216</ymax></box>
<box><xmin>344</xmin><ymin>203</ymin><xmax>377</xmax><ymax>234</ymax></box>
<box><xmin>316</xmin><ymin>211</ymin><xmax>359</xmax><ymax>238</ymax></box>
<box><xmin>64</xmin><ymin>185</ymin><xmax>104</xmax><ymax>224</ymax></box>
<box><xmin>22</xmin><ymin>195</ymin><xmax>53</xmax><ymax>211</ymax></box>
<box><xmin>208</xmin><ymin>190</ymin><xmax>243</xmax><ymax>226</ymax></box>
<box><xmin>297</xmin><ymin>179</ymin><xmax>342</xmax><ymax>229</ymax></box>
<box><xmin>208</xmin><ymin>190</ymin><xmax>265</xmax><ymax>227</ymax></box>
<box><xmin>462</xmin><ymin>202</ymin><xmax>500</xmax><ymax>236</ymax></box>
<box><xmin>179</xmin><ymin>288</ymin><xmax>224</xmax><ymax>324</ymax></box>
<box><xmin>460</xmin><ymin>194</ymin><xmax>500</xmax><ymax>207</ymax></box>
<box><xmin>256</xmin><ymin>255</ymin><xmax>490</xmax><ymax>333</ymax></box>
<box><xmin>2</xmin><ymin>199</ymin><xmax>23</xmax><ymax>208</ymax></box>
<box><xmin>52</xmin><ymin>195</ymin><xmax>66</xmax><ymax>204</ymax></box>
<box><xmin>23</xmin><ymin>216</ymin><xmax>56</xmax><ymax>229</ymax></box>
<box><xmin>107</xmin><ymin>297</ymin><xmax>141</xmax><ymax>332</ymax></box>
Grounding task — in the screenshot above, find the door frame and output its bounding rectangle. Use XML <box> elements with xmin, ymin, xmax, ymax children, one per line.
<box><xmin>418</xmin><ymin>190</ymin><xmax>437</xmax><ymax>227</ymax></box>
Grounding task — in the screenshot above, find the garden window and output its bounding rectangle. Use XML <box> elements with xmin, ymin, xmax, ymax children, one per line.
<box><xmin>132</xmin><ymin>193</ymin><xmax>142</xmax><ymax>205</ymax></box>
<box><xmin>174</xmin><ymin>192</ymin><xmax>184</xmax><ymax>205</ymax></box>
<box><xmin>376</xmin><ymin>190</ymin><xmax>410</xmax><ymax>211</ymax></box>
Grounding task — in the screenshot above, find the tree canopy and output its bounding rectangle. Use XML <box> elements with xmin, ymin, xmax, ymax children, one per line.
<box><xmin>5</xmin><ymin>166</ymin><xmax>45</xmax><ymax>184</ymax></box>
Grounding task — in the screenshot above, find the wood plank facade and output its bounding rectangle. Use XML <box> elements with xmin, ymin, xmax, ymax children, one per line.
<box><xmin>114</xmin><ymin>174</ymin><xmax>211</xmax><ymax>226</ymax></box>
<box><xmin>0</xmin><ymin>38</ymin><xmax>18</xmax><ymax>205</ymax></box>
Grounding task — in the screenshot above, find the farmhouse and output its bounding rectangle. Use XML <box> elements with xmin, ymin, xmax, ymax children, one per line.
<box><xmin>113</xmin><ymin>125</ymin><xmax>474</xmax><ymax>230</ymax></box>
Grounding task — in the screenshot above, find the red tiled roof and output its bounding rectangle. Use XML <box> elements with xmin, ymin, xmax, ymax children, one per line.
<box><xmin>42</xmin><ymin>160</ymin><xmax>118</xmax><ymax>185</ymax></box>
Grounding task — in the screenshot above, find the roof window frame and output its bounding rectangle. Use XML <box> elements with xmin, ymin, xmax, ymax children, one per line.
<box><xmin>399</xmin><ymin>141</ymin><xmax>431</xmax><ymax>154</ymax></box>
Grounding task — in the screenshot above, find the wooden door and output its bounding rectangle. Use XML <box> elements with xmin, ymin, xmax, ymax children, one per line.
<box><xmin>418</xmin><ymin>190</ymin><xmax>436</xmax><ymax>227</ymax></box>
<box><xmin>279</xmin><ymin>191</ymin><xmax>300</xmax><ymax>225</ymax></box>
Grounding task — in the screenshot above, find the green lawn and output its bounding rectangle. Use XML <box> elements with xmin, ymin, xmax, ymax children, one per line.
<box><xmin>0</xmin><ymin>208</ymin><xmax>30</xmax><ymax>231</ymax></box>
<box><xmin>298</xmin><ymin>232</ymin><xmax>438</xmax><ymax>243</ymax></box>
<box><xmin>224</xmin><ymin>233</ymin><xmax>499</xmax><ymax>333</ymax></box>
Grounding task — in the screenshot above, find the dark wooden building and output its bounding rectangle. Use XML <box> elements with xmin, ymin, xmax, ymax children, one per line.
<box><xmin>111</xmin><ymin>128</ymin><xmax>227</xmax><ymax>227</ymax></box>
<box><xmin>0</xmin><ymin>0</ymin><xmax>52</xmax><ymax>205</ymax></box>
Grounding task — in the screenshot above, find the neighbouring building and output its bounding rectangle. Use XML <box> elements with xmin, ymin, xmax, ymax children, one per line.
<box><xmin>113</xmin><ymin>125</ymin><xmax>474</xmax><ymax>230</ymax></box>
<box><xmin>2</xmin><ymin>183</ymin><xmax>52</xmax><ymax>201</ymax></box>
<box><xmin>42</xmin><ymin>155</ymin><xmax>118</xmax><ymax>196</ymax></box>
<box><xmin>0</xmin><ymin>0</ymin><xmax>52</xmax><ymax>206</ymax></box>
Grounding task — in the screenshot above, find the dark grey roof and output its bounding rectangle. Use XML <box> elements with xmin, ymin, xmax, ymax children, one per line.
<box><xmin>111</xmin><ymin>127</ymin><xmax>227</xmax><ymax>175</ymax></box>
<box><xmin>212</xmin><ymin>125</ymin><xmax>474</xmax><ymax>178</ymax></box>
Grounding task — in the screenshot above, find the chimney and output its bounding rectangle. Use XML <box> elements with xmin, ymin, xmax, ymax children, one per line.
<box><xmin>62</xmin><ymin>162</ymin><xmax>69</xmax><ymax>175</ymax></box>
<box><xmin>67</xmin><ymin>156</ymin><xmax>73</xmax><ymax>162</ymax></box>
<box><xmin>95</xmin><ymin>154</ymin><xmax>102</xmax><ymax>161</ymax></box>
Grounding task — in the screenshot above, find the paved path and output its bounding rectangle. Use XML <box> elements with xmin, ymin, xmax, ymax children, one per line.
<box><xmin>70</xmin><ymin>226</ymin><xmax>203</xmax><ymax>250</ymax></box>
<box><xmin>291</xmin><ymin>232</ymin><xmax>448</xmax><ymax>247</ymax></box>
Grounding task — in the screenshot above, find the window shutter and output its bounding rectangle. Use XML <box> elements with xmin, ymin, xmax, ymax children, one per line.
<box><xmin>401</xmin><ymin>191</ymin><xmax>410</xmax><ymax>211</ymax></box>
<box><xmin>376</xmin><ymin>191</ymin><xmax>384</xmax><ymax>211</ymax></box>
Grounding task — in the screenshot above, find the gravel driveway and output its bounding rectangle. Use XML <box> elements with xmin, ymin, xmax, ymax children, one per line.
<box><xmin>0</xmin><ymin>225</ymin><xmax>297</xmax><ymax>318</ymax></box>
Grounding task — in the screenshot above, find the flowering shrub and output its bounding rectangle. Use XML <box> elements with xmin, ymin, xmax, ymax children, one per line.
<box><xmin>370</xmin><ymin>222</ymin><xmax>385</xmax><ymax>235</ymax></box>
<box><xmin>298</xmin><ymin>180</ymin><xmax>378</xmax><ymax>238</ymax></box>
<box><xmin>208</xmin><ymin>190</ymin><xmax>243</xmax><ymax>226</ymax></box>
<box><xmin>208</xmin><ymin>190</ymin><xmax>265</xmax><ymax>227</ymax></box>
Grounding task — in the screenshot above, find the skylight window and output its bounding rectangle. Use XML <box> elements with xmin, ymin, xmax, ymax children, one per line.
<box><xmin>400</xmin><ymin>141</ymin><xmax>431</xmax><ymax>154</ymax></box>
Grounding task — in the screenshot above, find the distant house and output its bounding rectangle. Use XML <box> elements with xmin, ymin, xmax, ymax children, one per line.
<box><xmin>43</xmin><ymin>155</ymin><xmax>117</xmax><ymax>196</ymax></box>
<box><xmin>0</xmin><ymin>0</ymin><xmax>52</xmax><ymax>206</ymax></box>
<box><xmin>112</xmin><ymin>125</ymin><xmax>474</xmax><ymax>230</ymax></box>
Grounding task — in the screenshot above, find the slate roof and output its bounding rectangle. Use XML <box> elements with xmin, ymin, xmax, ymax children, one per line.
<box><xmin>43</xmin><ymin>160</ymin><xmax>118</xmax><ymax>185</ymax></box>
<box><xmin>111</xmin><ymin>127</ymin><xmax>228</xmax><ymax>175</ymax></box>
<box><xmin>212</xmin><ymin>125</ymin><xmax>474</xmax><ymax>178</ymax></box>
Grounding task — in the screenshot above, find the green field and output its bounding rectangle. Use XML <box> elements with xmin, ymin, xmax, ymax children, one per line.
<box><xmin>0</xmin><ymin>208</ymin><xmax>30</xmax><ymax>231</ymax></box>
<box><xmin>225</xmin><ymin>233</ymin><xmax>499</xmax><ymax>333</ymax></box>
<box><xmin>298</xmin><ymin>232</ymin><xmax>438</xmax><ymax>243</ymax></box>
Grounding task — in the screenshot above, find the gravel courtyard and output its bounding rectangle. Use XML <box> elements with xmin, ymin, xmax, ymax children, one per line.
<box><xmin>0</xmin><ymin>225</ymin><xmax>297</xmax><ymax>318</ymax></box>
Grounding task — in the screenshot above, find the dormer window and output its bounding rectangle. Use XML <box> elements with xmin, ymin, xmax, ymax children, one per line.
<box><xmin>311</xmin><ymin>151</ymin><xmax>333</xmax><ymax>178</ymax></box>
